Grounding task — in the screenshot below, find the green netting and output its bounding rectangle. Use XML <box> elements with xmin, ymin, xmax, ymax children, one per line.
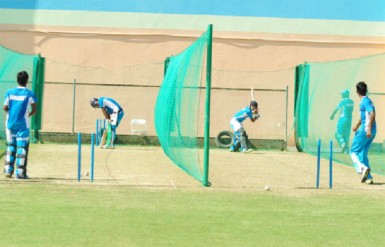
<box><xmin>0</xmin><ymin>46</ymin><xmax>44</xmax><ymax>151</ymax></box>
<box><xmin>155</xmin><ymin>26</ymin><xmax>211</xmax><ymax>185</ymax></box>
<box><xmin>295</xmin><ymin>53</ymin><xmax>385</xmax><ymax>175</ymax></box>
<box><xmin>30</xmin><ymin>55</ymin><xmax>45</xmax><ymax>142</ymax></box>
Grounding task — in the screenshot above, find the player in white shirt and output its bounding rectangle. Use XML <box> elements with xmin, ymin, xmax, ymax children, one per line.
<box><xmin>3</xmin><ymin>71</ymin><xmax>37</xmax><ymax>179</ymax></box>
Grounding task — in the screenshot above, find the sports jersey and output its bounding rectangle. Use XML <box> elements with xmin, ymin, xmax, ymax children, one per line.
<box><xmin>233</xmin><ymin>106</ymin><xmax>254</xmax><ymax>123</ymax></box>
<box><xmin>4</xmin><ymin>86</ymin><xmax>37</xmax><ymax>131</ymax></box>
<box><xmin>337</xmin><ymin>98</ymin><xmax>354</xmax><ymax>118</ymax></box>
<box><xmin>98</xmin><ymin>97</ymin><xmax>122</xmax><ymax>114</ymax></box>
<box><xmin>359</xmin><ymin>96</ymin><xmax>376</xmax><ymax>132</ymax></box>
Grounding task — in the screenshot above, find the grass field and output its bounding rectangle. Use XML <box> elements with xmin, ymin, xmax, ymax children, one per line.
<box><xmin>1</xmin><ymin>143</ymin><xmax>385</xmax><ymax>246</ymax></box>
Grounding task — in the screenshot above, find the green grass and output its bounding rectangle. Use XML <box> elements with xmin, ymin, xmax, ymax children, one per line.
<box><xmin>1</xmin><ymin>183</ymin><xmax>385</xmax><ymax>246</ymax></box>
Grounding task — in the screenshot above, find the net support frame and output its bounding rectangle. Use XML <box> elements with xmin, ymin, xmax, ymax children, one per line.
<box><xmin>203</xmin><ymin>24</ymin><xmax>213</xmax><ymax>187</ymax></box>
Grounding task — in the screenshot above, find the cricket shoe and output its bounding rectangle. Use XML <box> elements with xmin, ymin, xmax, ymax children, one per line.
<box><xmin>4</xmin><ymin>165</ymin><xmax>13</xmax><ymax>178</ymax></box>
<box><xmin>102</xmin><ymin>144</ymin><xmax>115</xmax><ymax>149</ymax></box>
<box><xmin>242</xmin><ymin>148</ymin><xmax>253</xmax><ymax>153</ymax></box>
<box><xmin>360</xmin><ymin>167</ymin><xmax>370</xmax><ymax>183</ymax></box>
<box><xmin>341</xmin><ymin>144</ymin><xmax>349</xmax><ymax>154</ymax></box>
<box><xmin>366</xmin><ymin>179</ymin><xmax>374</xmax><ymax>185</ymax></box>
<box><xmin>15</xmin><ymin>168</ymin><xmax>28</xmax><ymax>179</ymax></box>
<box><xmin>15</xmin><ymin>174</ymin><xmax>29</xmax><ymax>179</ymax></box>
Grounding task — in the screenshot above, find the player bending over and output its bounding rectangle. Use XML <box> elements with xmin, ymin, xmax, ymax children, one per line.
<box><xmin>229</xmin><ymin>101</ymin><xmax>259</xmax><ymax>153</ymax></box>
<box><xmin>90</xmin><ymin>97</ymin><xmax>124</xmax><ymax>148</ymax></box>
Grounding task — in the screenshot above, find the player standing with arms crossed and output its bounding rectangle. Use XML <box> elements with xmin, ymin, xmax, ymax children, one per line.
<box><xmin>90</xmin><ymin>97</ymin><xmax>124</xmax><ymax>148</ymax></box>
<box><xmin>350</xmin><ymin>82</ymin><xmax>376</xmax><ymax>184</ymax></box>
<box><xmin>3</xmin><ymin>71</ymin><xmax>37</xmax><ymax>179</ymax></box>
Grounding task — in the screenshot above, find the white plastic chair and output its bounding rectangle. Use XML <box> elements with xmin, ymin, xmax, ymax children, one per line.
<box><xmin>131</xmin><ymin>119</ymin><xmax>148</xmax><ymax>135</ymax></box>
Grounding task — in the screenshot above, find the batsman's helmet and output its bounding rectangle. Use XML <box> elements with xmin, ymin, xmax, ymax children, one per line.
<box><xmin>90</xmin><ymin>98</ymin><xmax>98</xmax><ymax>108</ymax></box>
<box><xmin>250</xmin><ymin>100</ymin><xmax>258</xmax><ymax>109</ymax></box>
<box><xmin>341</xmin><ymin>89</ymin><xmax>349</xmax><ymax>98</ymax></box>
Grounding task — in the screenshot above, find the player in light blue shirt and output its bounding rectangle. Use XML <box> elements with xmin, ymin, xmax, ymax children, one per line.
<box><xmin>3</xmin><ymin>71</ymin><xmax>37</xmax><ymax>179</ymax></box>
<box><xmin>90</xmin><ymin>97</ymin><xmax>124</xmax><ymax>148</ymax></box>
<box><xmin>229</xmin><ymin>101</ymin><xmax>259</xmax><ymax>153</ymax></box>
<box><xmin>350</xmin><ymin>82</ymin><xmax>376</xmax><ymax>184</ymax></box>
<box><xmin>330</xmin><ymin>89</ymin><xmax>354</xmax><ymax>153</ymax></box>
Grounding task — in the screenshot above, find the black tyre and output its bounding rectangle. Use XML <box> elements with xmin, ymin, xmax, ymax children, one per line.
<box><xmin>215</xmin><ymin>130</ymin><xmax>234</xmax><ymax>148</ymax></box>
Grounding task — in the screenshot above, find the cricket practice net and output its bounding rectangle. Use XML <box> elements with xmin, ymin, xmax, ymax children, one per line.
<box><xmin>295</xmin><ymin>53</ymin><xmax>385</xmax><ymax>175</ymax></box>
<box><xmin>154</xmin><ymin>25</ymin><xmax>212</xmax><ymax>186</ymax></box>
<box><xmin>0</xmin><ymin>46</ymin><xmax>44</xmax><ymax>152</ymax></box>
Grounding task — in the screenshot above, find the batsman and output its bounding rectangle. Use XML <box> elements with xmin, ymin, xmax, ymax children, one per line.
<box><xmin>229</xmin><ymin>101</ymin><xmax>259</xmax><ymax>153</ymax></box>
<box><xmin>90</xmin><ymin>97</ymin><xmax>124</xmax><ymax>148</ymax></box>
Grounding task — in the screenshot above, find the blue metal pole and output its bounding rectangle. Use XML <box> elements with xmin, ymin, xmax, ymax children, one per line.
<box><xmin>316</xmin><ymin>139</ymin><xmax>321</xmax><ymax>189</ymax></box>
<box><xmin>90</xmin><ymin>133</ymin><xmax>95</xmax><ymax>182</ymax></box>
<box><xmin>77</xmin><ymin>132</ymin><xmax>81</xmax><ymax>182</ymax></box>
<box><xmin>329</xmin><ymin>140</ymin><xmax>333</xmax><ymax>189</ymax></box>
<box><xmin>96</xmin><ymin>119</ymin><xmax>99</xmax><ymax>146</ymax></box>
<box><xmin>72</xmin><ymin>79</ymin><xmax>76</xmax><ymax>134</ymax></box>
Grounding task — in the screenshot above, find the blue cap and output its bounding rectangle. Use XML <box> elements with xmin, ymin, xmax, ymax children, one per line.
<box><xmin>341</xmin><ymin>89</ymin><xmax>349</xmax><ymax>98</ymax></box>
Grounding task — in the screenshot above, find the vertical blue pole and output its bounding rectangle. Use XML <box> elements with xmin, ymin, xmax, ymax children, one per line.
<box><xmin>316</xmin><ymin>139</ymin><xmax>321</xmax><ymax>189</ymax></box>
<box><xmin>77</xmin><ymin>132</ymin><xmax>81</xmax><ymax>182</ymax></box>
<box><xmin>329</xmin><ymin>140</ymin><xmax>333</xmax><ymax>189</ymax></box>
<box><xmin>72</xmin><ymin>79</ymin><xmax>76</xmax><ymax>134</ymax></box>
<box><xmin>90</xmin><ymin>133</ymin><xmax>95</xmax><ymax>182</ymax></box>
<box><xmin>96</xmin><ymin>119</ymin><xmax>99</xmax><ymax>146</ymax></box>
<box><xmin>99</xmin><ymin>119</ymin><xmax>101</xmax><ymax>145</ymax></box>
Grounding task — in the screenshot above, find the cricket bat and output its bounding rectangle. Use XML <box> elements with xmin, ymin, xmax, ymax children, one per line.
<box><xmin>100</xmin><ymin>129</ymin><xmax>107</xmax><ymax>147</ymax></box>
<box><xmin>250</xmin><ymin>86</ymin><xmax>255</xmax><ymax>101</ymax></box>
